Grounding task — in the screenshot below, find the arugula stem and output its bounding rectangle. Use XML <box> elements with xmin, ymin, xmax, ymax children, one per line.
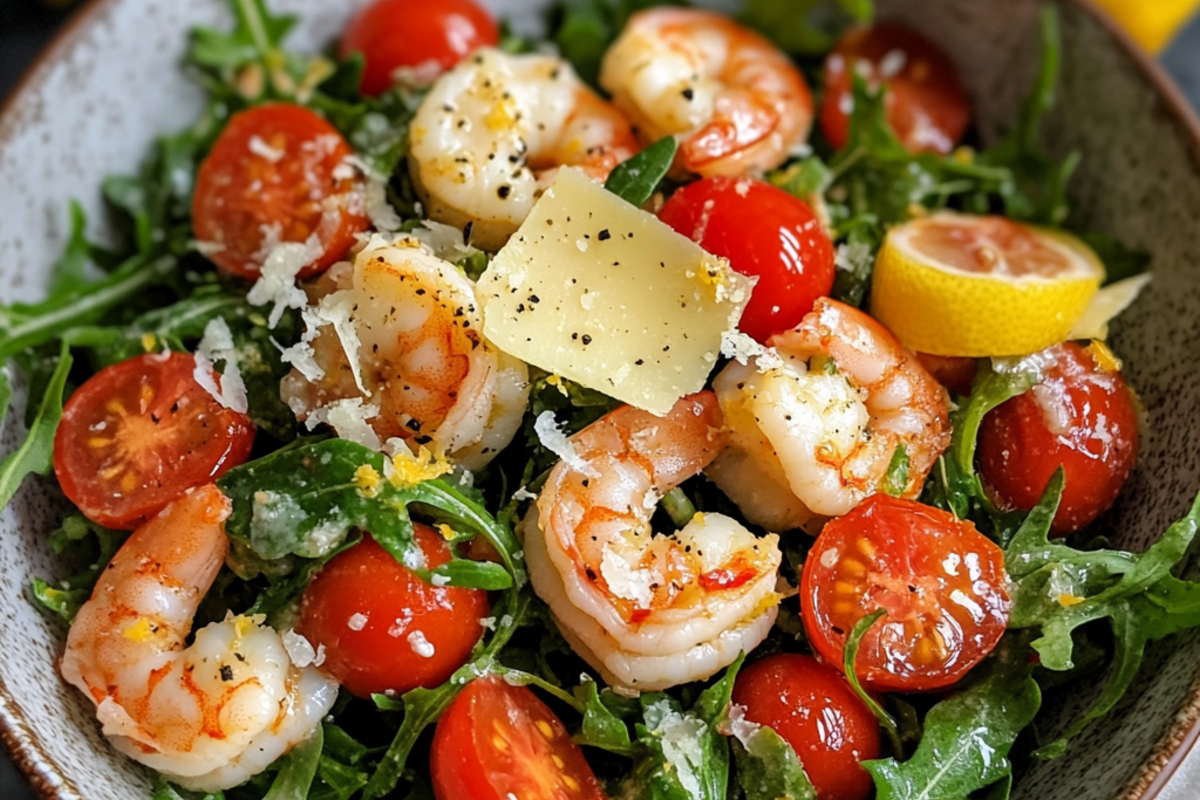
<box><xmin>492</xmin><ymin>666</ymin><xmax>584</xmax><ymax>713</ymax></box>
<box><xmin>235</xmin><ymin>0</ymin><xmax>274</xmax><ymax>58</ymax></box>
<box><xmin>661</xmin><ymin>487</ymin><xmax>697</xmax><ymax>529</ymax></box>
<box><xmin>844</xmin><ymin>610</ymin><xmax>905</xmax><ymax>759</ymax></box>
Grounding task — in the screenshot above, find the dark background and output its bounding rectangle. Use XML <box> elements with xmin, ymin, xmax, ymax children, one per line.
<box><xmin>2</xmin><ymin>0</ymin><xmax>1200</xmax><ymax>798</ymax></box>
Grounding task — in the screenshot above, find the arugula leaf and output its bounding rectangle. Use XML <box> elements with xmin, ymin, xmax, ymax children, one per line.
<box><xmin>218</xmin><ymin>439</ymin><xmax>522</xmax><ymax>590</ymax></box>
<box><xmin>605</xmin><ymin>137</ymin><xmax>679</xmax><ymax>207</ymax></box>
<box><xmin>573</xmin><ymin>678</ymin><xmax>638</xmax><ymax>756</ymax></box>
<box><xmin>621</xmin><ymin>655</ymin><xmax>742</xmax><ymax>800</ymax></box>
<box><xmin>151</xmin><ymin>776</ymin><xmax>224</xmax><ymax>800</ymax></box>
<box><xmin>882</xmin><ymin>445</ymin><xmax>909</xmax><ymax>498</ymax></box>
<box><xmin>30</xmin><ymin>514</ymin><xmax>129</xmax><ymax>623</ymax></box>
<box><xmin>549</xmin><ymin>0</ymin><xmax>679</xmax><ymax>87</ymax></box>
<box><xmin>0</xmin><ymin>345</ymin><xmax>71</xmax><ymax>509</ymax></box>
<box><xmin>865</xmin><ymin>636</ymin><xmax>1041</xmax><ymax>800</ymax></box>
<box><xmin>732</xmin><ymin>724</ymin><xmax>817</xmax><ymax>800</ymax></box>
<box><xmin>262</xmin><ymin>726</ymin><xmax>323</xmax><ymax>800</ymax></box>
<box><xmin>1004</xmin><ymin>472</ymin><xmax>1200</xmax><ymax>756</ymax></box>
<box><xmin>362</xmin><ymin>590</ymin><xmax>532</xmax><ymax>799</ymax></box>
<box><xmin>739</xmin><ymin>0</ymin><xmax>872</xmax><ymax>55</ymax></box>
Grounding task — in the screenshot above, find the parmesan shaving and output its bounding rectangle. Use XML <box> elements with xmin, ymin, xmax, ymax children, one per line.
<box><xmin>193</xmin><ymin>318</ymin><xmax>249</xmax><ymax>413</ymax></box>
<box><xmin>315</xmin><ymin>289</ymin><xmax>367</xmax><ymax>394</ymax></box>
<box><xmin>247</xmin><ymin>234</ymin><xmax>324</xmax><ymax>328</ymax></box>
<box><xmin>305</xmin><ymin>397</ymin><xmax>383</xmax><ymax>451</ymax></box>
<box><xmin>533</xmin><ymin>411</ymin><xmax>599</xmax><ymax>478</ymax></box>
<box><xmin>407</xmin><ymin>630</ymin><xmax>436</xmax><ymax>658</ymax></box>
<box><xmin>248</xmin><ymin>135</ymin><xmax>285</xmax><ymax>163</ymax></box>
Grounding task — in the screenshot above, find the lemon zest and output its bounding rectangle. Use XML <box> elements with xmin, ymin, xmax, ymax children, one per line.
<box><xmin>389</xmin><ymin>446</ymin><xmax>453</xmax><ymax>489</ymax></box>
<box><xmin>122</xmin><ymin>617</ymin><xmax>156</xmax><ymax>642</ymax></box>
<box><xmin>1058</xmin><ymin>594</ymin><xmax>1086</xmax><ymax>608</ymax></box>
<box><xmin>437</xmin><ymin>523</ymin><xmax>457</xmax><ymax>542</ymax></box>
<box><xmin>545</xmin><ymin>373</ymin><xmax>570</xmax><ymax>397</ymax></box>
<box><xmin>141</xmin><ymin>333</ymin><xmax>157</xmax><ymax>352</ymax></box>
<box><xmin>354</xmin><ymin>464</ymin><xmax>383</xmax><ymax>499</ymax></box>
<box><xmin>1086</xmin><ymin>340</ymin><xmax>1123</xmax><ymax>374</ymax></box>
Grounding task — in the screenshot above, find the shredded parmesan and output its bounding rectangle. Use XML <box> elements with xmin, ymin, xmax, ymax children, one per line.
<box><xmin>407</xmin><ymin>630</ymin><xmax>436</xmax><ymax>658</ymax></box>
<box><xmin>533</xmin><ymin>411</ymin><xmax>599</xmax><ymax>477</ymax></box>
<box><xmin>281</xmin><ymin>629</ymin><xmax>324</xmax><ymax>668</ymax></box>
<box><xmin>248</xmin><ymin>134</ymin><xmax>285</xmax><ymax>163</ymax></box>
<box><xmin>305</xmin><ymin>397</ymin><xmax>383</xmax><ymax>450</ymax></box>
<box><xmin>315</xmin><ymin>289</ymin><xmax>368</xmax><ymax>394</ymax></box>
<box><xmin>193</xmin><ymin>318</ymin><xmax>249</xmax><ymax>413</ymax></box>
<box><xmin>247</xmin><ymin>235</ymin><xmax>324</xmax><ymax>327</ymax></box>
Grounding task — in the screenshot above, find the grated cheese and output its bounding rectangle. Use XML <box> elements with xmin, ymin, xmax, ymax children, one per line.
<box><xmin>194</xmin><ymin>318</ymin><xmax>249</xmax><ymax>414</ymax></box>
<box><xmin>247</xmin><ymin>234</ymin><xmax>325</xmax><ymax>328</ymax></box>
<box><xmin>305</xmin><ymin>397</ymin><xmax>383</xmax><ymax>451</ymax></box>
<box><xmin>533</xmin><ymin>411</ymin><xmax>600</xmax><ymax>478</ymax></box>
<box><xmin>407</xmin><ymin>630</ymin><xmax>436</xmax><ymax>658</ymax></box>
<box><xmin>248</xmin><ymin>134</ymin><xmax>285</xmax><ymax>163</ymax></box>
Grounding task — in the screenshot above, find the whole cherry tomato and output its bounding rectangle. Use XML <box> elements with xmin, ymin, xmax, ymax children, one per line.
<box><xmin>340</xmin><ymin>0</ymin><xmax>500</xmax><ymax>96</ymax></box>
<box><xmin>659</xmin><ymin>177</ymin><xmax>836</xmax><ymax>343</ymax></box>
<box><xmin>978</xmin><ymin>342</ymin><xmax>1140</xmax><ymax>535</ymax></box>
<box><xmin>733</xmin><ymin>654</ymin><xmax>880</xmax><ymax>800</ymax></box>
<box><xmin>431</xmin><ymin>676</ymin><xmax>607</xmax><ymax>800</ymax></box>
<box><xmin>53</xmin><ymin>352</ymin><xmax>255</xmax><ymax>530</ymax></box>
<box><xmin>801</xmin><ymin>494</ymin><xmax>1011</xmax><ymax>692</ymax></box>
<box><xmin>296</xmin><ymin>526</ymin><xmax>489</xmax><ymax>698</ymax></box>
<box><xmin>192</xmin><ymin>103</ymin><xmax>369</xmax><ymax>281</ymax></box>
<box><xmin>820</xmin><ymin>23</ymin><xmax>970</xmax><ymax>155</ymax></box>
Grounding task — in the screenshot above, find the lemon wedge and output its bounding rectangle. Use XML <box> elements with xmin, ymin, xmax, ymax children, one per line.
<box><xmin>870</xmin><ymin>212</ymin><xmax>1104</xmax><ymax>357</ymax></box>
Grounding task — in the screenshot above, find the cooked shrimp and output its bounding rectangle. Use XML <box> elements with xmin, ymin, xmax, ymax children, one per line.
<box><xmin>523</xmin><ymin>393</ymin><xmax>782</xmax><ymax>691</ymax></box>
<box><xmin>60</xmin><ymin>485</ymin><xmax>338</xmax><ymax>791</ymax></box>
<box><xmin>708</xmin><ymin>298</ymin><xmax>952</xmax><ymax>531</ymax></box>
<box><xmin>600</xmin><ymin>8</ymin><xmax>814</xmax><ymax>178</ymax></box>
<box><xmin>409</xmin><ymin>48</ymin><xmax>638</xmax><ymax>251</ymax></box>
<box><xmin>281</xmin><ymin>235</ymin><xmax>530</xmax><ymax>469</ymax></box>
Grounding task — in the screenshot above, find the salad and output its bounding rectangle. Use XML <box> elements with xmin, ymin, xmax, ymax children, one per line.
<box><xmin>3</xmin><ymin>0</ymin><xmax>1197</xmax><ymax>799</ymax></box>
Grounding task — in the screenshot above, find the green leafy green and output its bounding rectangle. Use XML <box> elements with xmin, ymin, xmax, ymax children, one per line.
<box><xmin>0</xmin><ymin>345</ymin><xmax>71</xmax><ymax>509</ymax></box>
<box><xmin>739</xmin><ymin>0</ymin><xmax>872</xmax><ymax>55</ymax></box>
<box><xmin>574</xmin><ymin>678</ymin><xmax>637</xmax><ymax>756</ymax></box>
<box><xmin>605</xmin><ymin>137</ymin><xmax>679</xmax><ymax>207</ymax></box>
<box><xmin>30</xmin><ymin>514</ymin><xmax>129</xmax><ymax>623</ymax></box>
<box><xmin>1004</xmin><ymin>472</ymin><xmax>1200</xmax><ymax>757</ymax></box>
<box><xmin>262</xmin><ymin>727</ymin><xmax>323</xmax><ymax>800</ymax></box>
<box><xmin>843</xmin><ymin>610</ymin><xmax>903</xmax><ymax>757</ymax></box>
<box><xmin>218</xmin><ymin>439</ymin><xmax>522</xmax><ymax>591</ymax></box>
<box><xmin>882</xmin><ymin>445</ymin><xmax>909</xmax><ymax>498</ymax></box>
<box><xmin>549</xmin><ymin>0</ymin><xmax>680</xmax><ymax>87</ymax></box>
<box><xmin>865</xmin><ymin>636</ymin><xmax>1041</xmax><ymax>800</ymax></box>
<box><xmin>732</xmin><ymin>724</ymin><xmax>817</xmax><ymax>800</ymax></box>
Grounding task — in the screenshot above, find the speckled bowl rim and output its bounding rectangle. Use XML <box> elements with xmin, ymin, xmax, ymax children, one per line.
<box><xmin>3</xmin><ymin>0</ymin><xmax>1200</xmax><ymax>798</ymax></box>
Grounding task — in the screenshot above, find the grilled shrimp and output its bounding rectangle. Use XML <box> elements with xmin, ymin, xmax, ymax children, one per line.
<box><xmin>409</xmin><ymin>48</ymin><xmax>638</xmax><ymax>251</ymax></box>
<box><xmin>600</xmin><ymin>8</ymin><xmax>814</xmax><ymax>178</ymax></box>
<box><xmin>708</xmin><ymin>298</ymin><xmax>952</xmax><ymax>532</ymax></box>
<box><xmin>523</xmin><ymin>393</ymin><xmax>782</xmax><ymax>691</ymax></box>
<box><xmin>281</xmin><ymin>235</ymin><xmax>530</xmax><ymax>470</ymax></box>
<box><xmin>60</xmin><ymin>485</ymin><xmax>338</xmax><ymax>792</ymax></box>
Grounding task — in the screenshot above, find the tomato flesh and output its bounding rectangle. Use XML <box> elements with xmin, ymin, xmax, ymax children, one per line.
<box><xmin>192</xmin><ymin>103</ymin><xmax>369</xmax><ymax>281</ymax></box>
<box><xmin>979</xmin><ymin>342</ymin><xmax>1140</xmax><ymax>535</ymax></box>
<box><xmin>733</xmin><ymin>654</ymin><xmax>880</xmax><ymax>800</ymax></box>
<box><xmin>340</xmin><ymin>0</ymin><xmax>500</xmax><ymax>96</ymax></box>
<box><xmin>658</xmin><ymin>177</ymin><xmax>836</xmax><ymax>343</ymax></box>
<box><xmin>297</xmin><ymin>526</ymin><xmax>489</xmax><ymax>698</ymax></box>
<box><xmin>821</xmin><ymin>23</ymin><xmax>970</xmax><ymax>155</ymax></box>
<box><xmin>801</xmin><ymin>494</ymin><xmax>1011</xmax><ymax>692</ymax></box>
<box><xmin>53</xmin><ymin>352</ymin><xmax>255</xmax><ymax>530</ymax></box>
<box><xmin>431</xmin><ymin>676</ymin><xmax>606</xmax><ymax>800</ymax></box>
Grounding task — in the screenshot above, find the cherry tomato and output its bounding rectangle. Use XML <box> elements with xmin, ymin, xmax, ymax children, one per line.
<box><xmin>733</xmin><ymin>654</ymin><xmax>880</xmax><ymax>800</ymax></box>
<box><xmin>916</xmin><ymin>352</ymin><xmax>977</xmax><ymax>397</ymax></box>
<box><xmin>820</xmin><ymin>23</ymin><xmax>970</xmax><ymax>155</ymax></box>
<box><xmin>431</xmin><ymin>676</ymin><xmax>606</xmax><ymax>800</ymax></box>
<box><xmin>296</xmin><ymin>526</ymin><xmax>489</xmax><ymax>698</ymax></box>
<box><xmin>192</xmin><ymin>103</ymin><xmax>369</xmax><ymax>281</ymax></box>
<box><xmin>801</xmin><ymin>494</ymin><xmax>1011</xmax><ymax>692</ymax></box>
<box><xmin>340</xmin><ymin>0</ymin><xmax>500</xmax><ymax>96</ymax></box>
<box><xmin>53</xmin><ymin>352</ymin><xmax>255</xmax><ymax>530</ymax></box>
<box><xmin>978</xmin><ymin>342</ymin><xmax>1140</xmax><ymax>535</ymax></box>
<box><xmin>659</xmin><ymin>177</ymin><xmax>836</xmax><ymax>343</ymax></box>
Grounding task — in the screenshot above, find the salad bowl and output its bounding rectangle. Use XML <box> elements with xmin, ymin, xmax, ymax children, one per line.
<box><xmin>2</xmin><ymin>0</ymin><xmax>1200</xmax><ymax>798</ymax></box>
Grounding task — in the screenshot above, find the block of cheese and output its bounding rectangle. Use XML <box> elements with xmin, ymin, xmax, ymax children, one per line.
<box><xmin>477</xmin><ymin>168</ymin><xmax>753</xmax><ymax>416</ymax></box>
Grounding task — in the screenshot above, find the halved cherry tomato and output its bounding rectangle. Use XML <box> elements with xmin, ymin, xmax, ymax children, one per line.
<box><xmin>340</xmin><ymin>0</ymin><xmax>500</xmax><ymax>96</ymax></box>
<box><xmin>916</xmin><ymin>352</ymin><xmax>978</xmax><ymax>397</ymax></box>
<box><xmin>820</xmin><ymin>23</ymin><xmax>970</xmax><ymax>155</ymax></box>
<box><xmin>733</xmin><ymin>654</ymin><xmax>880</xmax><ymax>800</ymax></box>
<box><xmin>801</xmin><ymin>494</ymin><xmax>1011</xmax><ymax>692</ymax></box>
<box><xmin>192</xmin><ymin>103</ymin><xmax>369</xmax><ymax>281</ymax></box>
<box><xmin>53</xmin><ymin>352</ymin><xmax>255</xmax><ymax>530</ymax></box>
<box><xmin>658</xmin><ymin>177</ymin><xmax>836</xmax><ymax>343</ymax></box>
<box><xmin>296</xmin><ymin>526</ymin><xmax>489</xmax><ymax>698</ymax></box>
<box><xmin>978</xmin><ymin>342</ymin><xmax>1140</xmax><ymax>535</ymax></box>
<box><xmin>431</xmin><ymin>676</ymin><xmax>606</xmax><ymax>800</ymax></box>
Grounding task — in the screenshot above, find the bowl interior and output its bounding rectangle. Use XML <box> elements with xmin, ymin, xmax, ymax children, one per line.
<box><xmin>2</xmin><ymin>0</ymin><xmax>1200</xmax><ymax>798</ymax></box>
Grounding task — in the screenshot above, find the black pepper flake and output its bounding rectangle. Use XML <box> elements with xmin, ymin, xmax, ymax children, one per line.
<box><xmin>498</xmin><ymin>185</ymin><xmax>512</xmax><ymax>199</ymax></box>
<box><xmin>635</xmin><ymin>359</ymin><xmax>644</xmax><ymax>366</ymax></box>
<box><xmin>463</xmin><ymin>221</ymin><xmax>473</xmax><ymax>242</ymax></box>
<box><xmin>528</xmin><ymin>294</ymin><xmax>540</xmax><ymax>303</ymax></box>
<box><xmin>581</xmin><ymin>334</ymin><xmax>593</xmax><ymax>345</ymax></box>
<box><xmin>220</xmin><ymin>665</ymin><xmax>234</xmax><ymax>682</ymax></box>
<box><xmin>682</xmin><ymin>87</ymin><xmax>695</xmax><ymax>101</ymax></box>
<box><xmin>598</xmin><ymin>229</ymin><xmax>612</xmax><ymax>241</ymax></box>
<box><xmin>406</xmin><ymin>418</ymin><xmax>423</xmax><ymax>432</ymax></box>
<box><xmin>415</xmin><ymin>435</ymin><xmax>433</xmax><ymax>445</ymax></box>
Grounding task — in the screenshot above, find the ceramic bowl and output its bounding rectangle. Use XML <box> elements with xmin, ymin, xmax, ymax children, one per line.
<box><xmin>3</xmin><ymin>0</ymin><xmax>1200</xmax><ymax>798</ymax></box>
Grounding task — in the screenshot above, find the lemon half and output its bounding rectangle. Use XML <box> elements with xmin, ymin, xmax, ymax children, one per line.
<box><xmin>870</xmin><ymin>212</ymin><xmax>1104</xmax><ymax>357</ymax></box>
